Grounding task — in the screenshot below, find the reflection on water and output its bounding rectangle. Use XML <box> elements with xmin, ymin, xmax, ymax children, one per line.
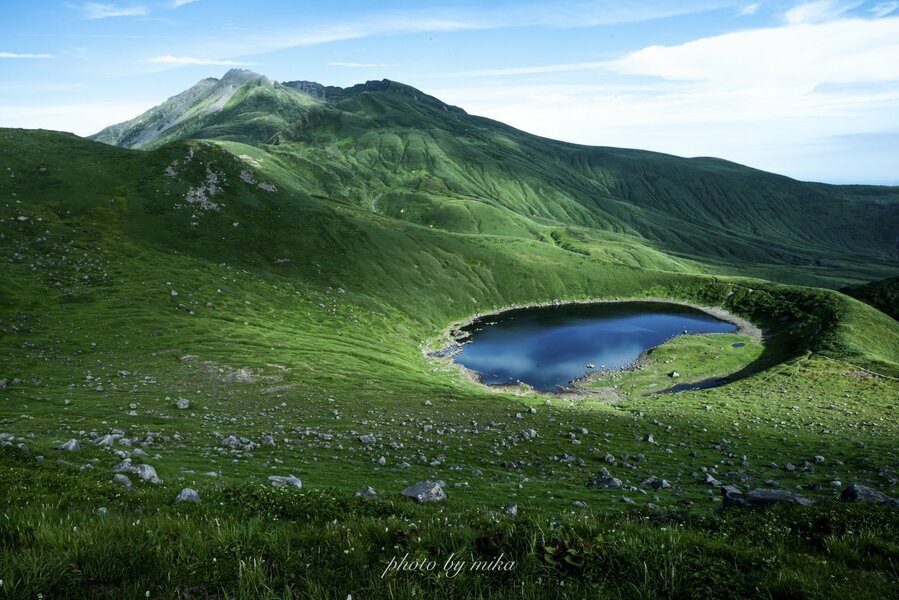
<box><xmin>453</xmin><ymin>302</ymin><xmax>736</xmax><ymax>392</ymax></box>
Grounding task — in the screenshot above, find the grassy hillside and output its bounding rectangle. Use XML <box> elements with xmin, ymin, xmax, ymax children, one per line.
<box><xmin>0</xmin><ymin>72</ymin><xmax>897</xmax><ymax>599</ymax></box>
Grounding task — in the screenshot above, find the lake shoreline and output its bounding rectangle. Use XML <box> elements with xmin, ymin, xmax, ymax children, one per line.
<box><xmin>424</xmin><ymin>297</ymin><xmax>764</xmax><ymax>397</ymax></box>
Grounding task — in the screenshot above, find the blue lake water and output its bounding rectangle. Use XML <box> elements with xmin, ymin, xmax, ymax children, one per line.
<box><xmin>452</xmin><ymin>302</ymin><xmax>737</xmax><ymax>392</ymax></box>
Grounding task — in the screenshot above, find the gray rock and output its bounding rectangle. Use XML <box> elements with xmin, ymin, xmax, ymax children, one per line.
<box><xmin>113</xmin><ymin>473</ymin><xmax>133</xmax><ymax>491</ymax></box>
<box><xmin>175</xmin><ymin>488</ymin><xmax>200</xmax><ymax>504</ymax></box>
<box><xmin>572</xmin><ymin>500</ymin><xmax>588</xmax><ymax>508</ymax></box>
<box><xmin>651</xmin><ymin>479</ymin><xmax>671</xmax><ymax>490</ymax></box>
<box><xmin>503</xmin><ymin>503</ymin><xmax>518</xmax><ymax>517</ymax></box>
<box><xmin>268</xmin><ymin>475</ymin><xmax>302</xmax><ymax>489</ymax></box>
<box><xmin>704</xmin><ymin>473</ymin><xmax>722</xmax><ymax>486</ymax></box>
<box><xmin>96</xmin><ymin>507</ymin><xmax>108</xmax><ymax>516</ymax></box>
<box><xmin>587</xmin><ymin>472</ymin><xmax>623</xmax><ymax>489</ymax></box>
<box><xmin>112</xmin><ymin>459</ymin><xmax>163</xmax><ymax>485</ymax></box>
<box><xmin>220</xmin><ymin>434</ymin><xmax>241</xmax><ymax>449</ymax></box>
<box><xmin>355</xmin><ymin>486</ymin><xmax>377</xmax><ymax>498</ymax></box>
<box><xmin>56</xmin><ymin>439</ymin><xmax>81</xmax><ymax>452</ymax></box>
<box><xmin>401</xmin><ymin>481</ymin><xmax>446</xmax><ymax>503</ymax></box>
<box><xmin>813</xmin><ymin>455</ymin><xmax>825</xmax><ymax>464</ymax></box>
<box><xmin>175</xmin><ymin>398</ymin><xmax>190</xmax><ymax>410</ymax></box>
<box><xmin>0</xmin><ymin>379</ymin><xmax>6</xmax><ymax>390</ymax></box>
<box><xmin>722</xmin><ymin>487</ymin><xmax>814</xmax><ymax>508</ymax></box>
<box><xmin>840</xmin><ymin>484</ymin><xmax>893</xmax><ymax>504</ymax></box>
<box><xmin>359</xmin><ymin>434</ymin><xmax>377</xmax><ymax>445</ymax></box>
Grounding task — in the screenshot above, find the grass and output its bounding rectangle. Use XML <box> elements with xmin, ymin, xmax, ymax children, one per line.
<box><xmin>1</xmin><ymin>449</ymin><xmax>897</xmax><ymax>599</ymax></box>
<box><xmin>0</xmin><ymin>74</ymin><xmax>897</xmax><ymax>598</ymax></box>
<box><xmin>579</xmin><ymin>332</ymin><xmax>764</xmax><ymax>397</ymax></box>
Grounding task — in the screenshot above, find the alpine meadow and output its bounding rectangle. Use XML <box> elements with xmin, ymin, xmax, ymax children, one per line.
<box><xmin>1</xmin><ymin>62</ymin><xmax>898</xmax><ymax>599</ymax></box>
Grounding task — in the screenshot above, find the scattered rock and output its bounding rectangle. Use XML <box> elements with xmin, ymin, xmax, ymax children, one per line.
<box><xmin>503</xmin><ymin>503</ymin><xmax>518</xmax><ymax>517</ymax></box>
<box><xmin>358</xmin><ymin>434</ymin><xmax>377</xmax><ymax>445</ymax></box>
<box><xmin>112</xmin><ymin>459</ymin><xmax>163</xmax><ymax>485</ymax></box>
<box><xmin>56</xmin><ymin>439</ymin><xmax>80</xmax><ymax>452</ymax></box>
<box><xmin>401</xmin><ymin>481</ymin><xmax>446</xmax><ymax>503</ymax></box>
<box><xmin>840</xmin><ymin>484</ymin><xmax>894</xmax><ymax>505</ymax></box>
<box><xmin>175</xmin><ymin>398</ymin><xmax>190</xmax><ymax>410</ymax></box>
<box><xmin>722</xmin><ymin>487</ymin><xmax>814</xmax><ymax>508</ymax></box>
<box><xmin>355</xmin><ymin>486</ymin><xmax>377</xmax><ymax>498</ymax></box>
<box><xmin>175</xmin><ymin>488</ymin><xmax>200</xmax><ymax>504</ymax></box>
<box><xmin>268</xmin><ymin>475</ymin><xmax>303</xmax><ymax>489</ymax></box>
<box><xmin>112</xmin><ymin>474</ymin><xmax>133</xmax><ymax>491</ymax></box>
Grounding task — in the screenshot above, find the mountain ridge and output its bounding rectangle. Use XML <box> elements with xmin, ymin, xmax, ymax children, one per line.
<box><xmin>84</xmin><ymin>69</ymin><xmax>899</xmax><ymax>289</ymax></box>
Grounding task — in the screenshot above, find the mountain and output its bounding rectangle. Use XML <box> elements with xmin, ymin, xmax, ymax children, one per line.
<box><xmin>88</xmin><ymin>70</ymin><xmax>899</xmax><ymax>289</ymax></box>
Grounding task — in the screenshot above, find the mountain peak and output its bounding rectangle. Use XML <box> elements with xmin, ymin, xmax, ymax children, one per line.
<box><xmin>219</xmin><ymin>68</ymin><xmax>265</xmax><ymax>85</ymax></box>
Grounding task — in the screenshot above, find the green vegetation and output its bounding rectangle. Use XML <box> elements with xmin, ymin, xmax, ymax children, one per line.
<box><xmin>1</xmin><ymin>71</ymin><xmax>897</xmax><ymax>598</ymax></box>
<box><xmin>841</xmin><ymin>275</ymin><xmax>899</xmax><ymax>320</ymax></box>
<box><xmin>579</xmin><ymin>332</ymin><xmax>764</xmax><ymax>397</ymax></box>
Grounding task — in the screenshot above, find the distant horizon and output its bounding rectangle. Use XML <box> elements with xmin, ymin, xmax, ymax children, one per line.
<box><xmin>2</xmin><ymin>1</ymin><xmax>898</xmax><ymax>185</ymax></box>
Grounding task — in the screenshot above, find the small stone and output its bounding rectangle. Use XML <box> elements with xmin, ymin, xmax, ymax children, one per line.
<box><xmin>358</xmin><ymin>434</ymin><xmax>376</xmax><ymax>445</ymax></box>
<box><xmin>572</xmin><ymin>500</ymin><xmax>588</xmax><ymax>508</ymax></box>
<box><xmin>96</xmin><ymin>507</ymin><xmax>108</xmax><ymax>516</ymax></box>
<box><xmin>175</xmin><ymin>398</ymin><xmax>190</xmax><ymax>410</ymax></box>
<box><xmin>503</xmin><ymin>503</ymin><xmax>518</xmax><ymax>516</ymax></box>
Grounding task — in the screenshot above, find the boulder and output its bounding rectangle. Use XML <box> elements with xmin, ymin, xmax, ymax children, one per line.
<box><xmin>359</xmin><ymin>434</ymin><xmax>377</xmax><ymax>445</ymax></box>
<box><xmin>401</xmin><ymin>481</ymin><xmax>446</xmax><ymax>503</ymax></box>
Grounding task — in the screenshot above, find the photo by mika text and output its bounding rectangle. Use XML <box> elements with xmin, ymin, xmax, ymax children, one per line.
<box><xmin>381</xmin><ymin>552</ymin><xmax>516</xmax><ymax>579</ymax></box>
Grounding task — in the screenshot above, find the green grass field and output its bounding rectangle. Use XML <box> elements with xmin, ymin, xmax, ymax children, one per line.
<box><xmin>1</xmin><ymin>73</ymin><xmax>898</xmax><ymax>598</ymax></box>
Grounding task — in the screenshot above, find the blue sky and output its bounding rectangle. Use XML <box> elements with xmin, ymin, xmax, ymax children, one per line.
<box><xmin>1</xmin><ymin>0</ymin><xmax>898</xmax><ymax>184</ymax></box>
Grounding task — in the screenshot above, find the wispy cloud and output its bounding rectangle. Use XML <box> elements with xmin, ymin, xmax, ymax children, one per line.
<box><xmin>783</xmin><ymin>0</ymin><xmax>860</xmax><ymax>25</ymax></box>
<box><xmin>80</xmin><ymin>3</ymin><xmax>150</xmax><ymax>20</ymax></box>
<box><xmin>147</xmin><ymin>55</ymin><xmax>256</xmax><ymax>66</ymax></box>
<box><xmin>607</xmin><ymin>15</ymin><xmax>899</xmax><ymax>84</ymax></box>
<box><xmin>328</xmin><ymin>61</ymin><xmax>389</xmax><ymax>68</ymax></box>
<box><xmin>0</xmin><ymin>52</ymin><xmax>54</xmax><ymax>59</ymax></box>
<box><xmin>171</xmin><ymin>0</ymin><xmax>198</xmax><ymax>7</ymax></box>
<box><xmin>739</xmin><ymin>3</ymin><xmax>760</xmax><ymax>15</ymax></box>
<box><xmin>194</xmin><ymin>1</ymin><xmax>734</xmax><ymax>57</ymax></box>
<box><xmin>432</xmin><ymin>12</ymin><xmax>899</xmax><ymax>184</ymax></box>
<box><xmin>870</xmin><ymin>1</ymin><xmax>899</xmax><ymax>17</ymax></box>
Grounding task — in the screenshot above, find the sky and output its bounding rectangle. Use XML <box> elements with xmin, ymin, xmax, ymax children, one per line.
<box><xmin>1</xmin><ymin>0</ymin><xmax>898</xmax><ymax>184</ymax></box>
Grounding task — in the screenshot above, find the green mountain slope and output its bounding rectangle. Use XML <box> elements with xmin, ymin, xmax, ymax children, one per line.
<box><xmin>90</xmin><ymin>70</ymin><xmax>899</xmax><ymax>289</ymax></box>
